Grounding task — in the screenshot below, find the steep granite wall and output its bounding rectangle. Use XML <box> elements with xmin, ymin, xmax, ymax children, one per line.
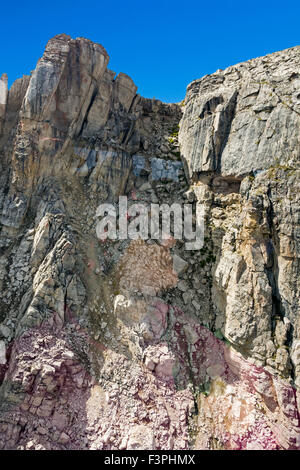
<box><xmin>0</xmin><ymin>36</ymin><xmax>299</xmax><ymax>450</ymax></box>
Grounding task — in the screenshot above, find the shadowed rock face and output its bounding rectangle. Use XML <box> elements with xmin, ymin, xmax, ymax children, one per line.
<box><xmin>0</xmin><ymin>36</ymin><xmax>299</xmax><ymax>450</ymax></box>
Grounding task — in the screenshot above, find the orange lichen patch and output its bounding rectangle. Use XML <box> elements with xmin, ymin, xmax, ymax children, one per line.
<box><xmin>117</xmin><ymin>239</ymin><xmax>178</xmax><ymax>295</ymax></box>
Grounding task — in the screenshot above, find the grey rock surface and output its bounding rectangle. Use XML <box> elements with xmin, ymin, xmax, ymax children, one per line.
<box><xmin>179</xmin><ymin>46</ymin><xmax>300</xmax><ymax>178</ymax></box>
<box><xmin>0</xmin><ymin>36</ymin><xmax>299</xmax><ymax>450</ymax></box>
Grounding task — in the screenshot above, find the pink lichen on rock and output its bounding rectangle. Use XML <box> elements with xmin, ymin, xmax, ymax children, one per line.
<box><xmin>0</xmin><ymin>299</ymin><xmax>299</xmax><ymax>450</ymax></box>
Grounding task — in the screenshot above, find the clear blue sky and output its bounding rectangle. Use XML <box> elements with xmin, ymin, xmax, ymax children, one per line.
<box><xmin>1</xmin><ymin>0</ymin><xmax>299</xmax><ymax>103</ymax></box>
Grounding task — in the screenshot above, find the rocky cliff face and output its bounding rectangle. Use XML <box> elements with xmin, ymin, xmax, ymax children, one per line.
<box><xmin>0</xmin><ymin>35</ymin><xmax>299</xmax><ymax>450</ymax></box>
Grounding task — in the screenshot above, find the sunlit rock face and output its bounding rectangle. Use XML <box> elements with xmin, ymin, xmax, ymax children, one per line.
<box><xmin>179</xmin><ymin>46</ymin><xmax>300</xmax><ymax>178</ymax></box>
<box><xmin>0</xmin><ymin>36</ymin><xmax>299</xmax><ymax>449</ymax></box>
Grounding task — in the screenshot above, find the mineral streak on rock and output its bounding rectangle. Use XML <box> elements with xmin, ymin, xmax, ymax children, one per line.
<box><xmin>0</xmin><ymin>35</ymin><xmax>299</xmax><ymax>450</ymax></box>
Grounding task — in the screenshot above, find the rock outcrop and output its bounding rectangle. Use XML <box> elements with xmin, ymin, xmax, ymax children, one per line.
<box><xmin>179</xmin><ymin>46</ymin><xmax>300</xmax><ymax>177</ymax></box>
<box><xmin>0</xmin><ymin>35</ymin><xmax>299</xmax><ymax>450</ymax></box>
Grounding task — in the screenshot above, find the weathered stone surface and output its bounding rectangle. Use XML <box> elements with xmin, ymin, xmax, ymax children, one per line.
<box><xmin>0</xmin><ymin>341</ymin><xmax>6</xmax><ymax>365</ymax></box>
<box><xmin>179</xmin><ymin>46</ymin><xmax>300</xmax><ymax>179</ymax></box>
<box><xmin>0</xmin><ymin>75</ymin><xmax>30</xmax><ymax>147</ymax></box>
<box><xmin>172</xmin><ymin>254</ymin><xmax>188</xmax><ymax>276</ymax></box>
<box><xmin>0</xmin><ymin>36</ymin><xmax>299</xmax><ymax>450</ymax></box>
